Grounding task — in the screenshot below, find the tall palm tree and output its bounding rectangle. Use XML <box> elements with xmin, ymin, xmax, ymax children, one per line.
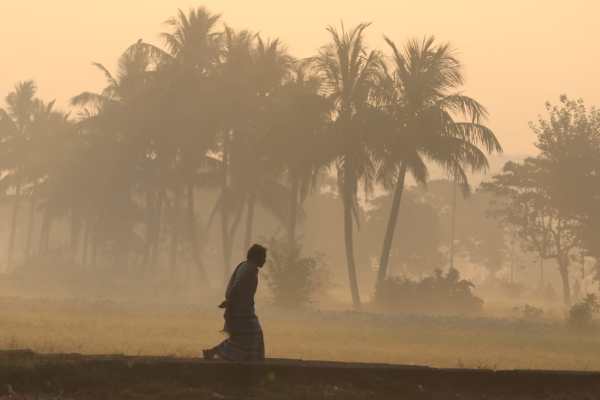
<box><xmin>23</xmin><ymin>98</ymin><xmax>70</xmax><ymax>258</ymax></box>
<box><xmin>210</xmin><ymin>29</ymin><xmax>295</xmax><ymax>282</ymax></box>
<box><xmin>0</xmin><ymin>81</ymin><xmax>38</xmax><ymax>270</ymax></box>
<box><xmin>315</xmin><ymin>23</ymin><xmax>382</xmax><ymax>308</ymax></box>
<box><xmin>240</xmin><ymin>35</ymin><xmax>294</xmax><ymax>248</ymax></box>
<box><xmin>212</xmin><ymin>26</ymin><xmax>257</xmax><ymax>283</ymax></box>
<box><xmin>267</xmin><ymin>62</ymin><xmax>332</xmax><ymax>251</ymax></box>
<box><xmin>71</xmin><ymin>41</ymin><xmax>157</xmax><ymax>270</ymax></box>
<box><xmin>154</xmin><ymin>7</ymin><xmax>223</xmax><ymax>283</ymax></box>
<box><xmin>374</xmin><ymin>37</ymin><xmax>502</xmax><ymax>289</ymax></box>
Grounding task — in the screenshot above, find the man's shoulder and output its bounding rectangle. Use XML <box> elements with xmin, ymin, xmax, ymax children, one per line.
<box><xmin>239</xmin><ymin>261</ymin><xmax>258</xmax><ymax>275</ymax></box>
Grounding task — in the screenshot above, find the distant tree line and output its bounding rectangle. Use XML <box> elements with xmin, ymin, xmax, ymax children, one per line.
<box><xmin>22</xmin><ymin>6</ymin><xmax>600</xmax><ymax>310</ymax></box>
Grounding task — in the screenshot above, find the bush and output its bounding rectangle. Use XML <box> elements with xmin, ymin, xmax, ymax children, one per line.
<box><xmin>265</xmin><ymin>238</ymin><xmax>326</xmax><ymax>309</ymax></box>
<box><xmin>568</xmin><ymin>294</ymin><xmax>600</xmax><ymax>331</ymax></box>
<box><xmin>374</xmin><ymin>268</ymin><xmax>483</xmax><ymax>315</ymax></box>
<box><xmin>513</xmin><ymin>304</ymin><xmax>544</xmax><ymax>321</ymax></box>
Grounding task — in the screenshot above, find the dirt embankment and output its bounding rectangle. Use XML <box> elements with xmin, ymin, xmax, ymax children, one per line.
<box><xmin>0</xmin><ymin>350</ymin><xmax>599</xmax><ymax>399</ymax></box>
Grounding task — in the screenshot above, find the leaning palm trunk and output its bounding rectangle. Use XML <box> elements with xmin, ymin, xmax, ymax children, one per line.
<box><xmin>7</xmin><ymin>181</ymin><xmax>22</xmax><ymax>270</ymax></box>
<box><xmin>342</xmin><ymin>173</ymin><xmax>361</xmax><ymax>309</ymax></box>
<box><xmin>186</xmin><ymin>182</ymin><xmax>209</xmax><ymax>284</ymax></box>
<box><xmin>376</xmin><ymin>164</ymin><xmax>408</xmax><ymax>289</ymax></box>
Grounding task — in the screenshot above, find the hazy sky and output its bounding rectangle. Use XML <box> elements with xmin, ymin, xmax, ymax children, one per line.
<box><xmin>2</xmin><ymin>0</ymin><xmax>599</xmax><ymax>156</ymax></box>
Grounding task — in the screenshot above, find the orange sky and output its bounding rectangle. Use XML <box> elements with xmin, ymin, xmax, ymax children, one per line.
<box><xmin>2</xmin><ymin>0</ymin><xmax>599</xmax><ymax>156</ymax></box>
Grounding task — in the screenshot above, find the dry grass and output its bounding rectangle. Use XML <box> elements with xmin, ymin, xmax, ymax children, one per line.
<box><xmin>1</xmin><ymin>297</ymin><xmax>599</xmax><ymax>371</ymax></box>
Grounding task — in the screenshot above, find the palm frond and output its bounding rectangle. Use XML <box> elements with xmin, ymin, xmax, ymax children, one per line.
<box><xmin>70</xmin><ymin>92</ymin><xmax>111</xmax><ymax>108</ymax></box>
<box><xmin>91</xmin><ymin>62</ymin><xmax>118</xmax><ymax>88</ymax></box>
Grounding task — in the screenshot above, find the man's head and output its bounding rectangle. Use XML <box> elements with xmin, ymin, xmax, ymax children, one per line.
<box><xmin>247</xmin><ymin>244</ymin><xmax>267</xmax><ymax>268</ymax></box>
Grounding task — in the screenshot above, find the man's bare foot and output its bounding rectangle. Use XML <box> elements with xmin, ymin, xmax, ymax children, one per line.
<box><xmin>202</xmin><ymin>349</ymin><xmax>216</xmax><ymax>360</ymax></box>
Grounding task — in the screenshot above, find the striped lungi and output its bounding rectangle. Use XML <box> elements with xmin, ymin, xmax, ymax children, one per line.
<box><xmin>214</xmin><ymin>314</ymin><xmax>265</xmax><ymax>361</ymax></box>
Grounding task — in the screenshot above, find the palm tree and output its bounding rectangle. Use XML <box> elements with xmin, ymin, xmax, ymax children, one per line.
<box><xmin>212</xmin><ymin>26</ymin><xmax>257</xmax><ymax>283</ymax></box>
<box><xmin>71</xmin><ymin>41</ymin><xmax>158</xmax><ymax>269</ymax></box>
<box><xmin>210</xmin><ymin>29</ymin><xmax>295</xmax><ymax>282</ymax></box>
<box><xmin>0</xmin><ymin>81</ymin><xmax>38</xmax><ymax>269</ymax></box>
<box><xmin>374</xmin><ymin>37</ymin><xmax>502</xmax><ymax>289</ymax></box>
<box><xmin>25</xmin><ymin>98</ymin><xmax>72</xmax><ymax>257</ymax></box>
<box><xmin>267</xmin><ymin>62</ymin><xmax>332</xmax><ymax>251</ymax></box>
<box><xmin>315</xmin><ymin>23</ymin><xmax>382</xmax><ymax>308</ymax></box>
<box><xmin>154</xmin><ymin>6</ymin><xmax>223</xmax><ymax>283</ymax></box>
<box><xmin>240</xmin><ymin>35</ymin><xmax>294</xmax><ymax>249</ymax></box>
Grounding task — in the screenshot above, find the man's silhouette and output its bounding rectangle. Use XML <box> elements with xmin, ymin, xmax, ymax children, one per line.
<box><xmin>203</xmin><ymin>244</ymin><xmax>267</xmax><ymax>361</ymax></box>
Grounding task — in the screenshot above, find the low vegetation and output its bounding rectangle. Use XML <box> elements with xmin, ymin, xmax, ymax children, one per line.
<box><xmin>265</xmin><ymin>238</ymin><xmax>326</xmax><ymax>309</ymax></box>
<box><xmin>374</xmin><ymin>268</ymin><xmax>483</xmax><ymax>315</ymax></box>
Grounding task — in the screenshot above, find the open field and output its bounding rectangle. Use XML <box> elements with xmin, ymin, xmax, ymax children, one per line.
<box><xmin>1</xmin><ymin>297</ymin><xmax>599</xmax><ymax>371</ymax></box>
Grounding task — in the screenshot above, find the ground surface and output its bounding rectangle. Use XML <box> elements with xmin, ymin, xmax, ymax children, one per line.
<box><xmin>1</xmin><ymin>297</ymin><xmax>600</xmax><ymax>371</ymax></box>
<box><xmin>1</xmin><ymin>350</ymin><xmax>599</xmax><ymax>399</ymax></box>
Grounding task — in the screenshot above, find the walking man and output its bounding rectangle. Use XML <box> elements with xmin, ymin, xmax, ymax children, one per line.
<box><xmin>203</xmin><ymin>244</ymin><xmax>267</xmax><ymax>361</ymax></box>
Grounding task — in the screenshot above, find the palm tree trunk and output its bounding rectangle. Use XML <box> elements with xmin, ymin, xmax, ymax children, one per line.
<box><xmin>70</xmin><ymin>209</ymin><xmax>82</xmax><ymax>261</ymax></box>
<box><xmin>220</xmin><ymin>133</ymin><xmax>232</xmax><ymax>286</ymax></box>
<box><xmin>220</xmin><ymin>199</ymin><xmax>232</xmax><ymax>285</ymax></box>
<box><xmin>558</xmin><ymin>253</ymin><xmax>571</xmax><ymax>307</ymax></box>
<box><xmin>91</xmin><ymin>225</ymin><xmax>98</xmax><ymax>269</ymax></box>
<box><xmin>43</xmin><ymin>217</ymin><xmax>52</xmax><ymax>253</ymax></box>
<box><xmin>141</xmin><ymin>190</ymin><xmax>153</xmax><ymax>269</ymax></box>
<box><xmin>7</xmin><ymin>181</ymin><xmax>22</xmax><ymax>270</ymax></box>
<box><xmin>24</xmin><ymin>194</ymin><xmax>36</xmax><ymax>259</ymax></box>
<box><xmin>376</xmin><ymin>164</ymin><xmax>407</xmax><ymax>290</ymax></box>
<box><xmin>449</xmin><ymin>179</ymin><xmax>458</xmax><ymax>269</ymax></box>
<box><xmin>169</xmin><ymin>187</ymin><xmax>182</xmax><ymax>279</ymax></box>
<box><xmin>224</xmin><ymin>203</ymin><xmax>245</xmax><ymax>279</ymax></box>
<box><xmin>288</xmin><ymin>174</ymin><xmax>299</xmax><ymax>253</ymax></box>
<box><xmin>186</xmin><ymin>182</ymin><xmax>209</xmax><ymax>284</ymax></box>
<box><xmin>342</xmin><ymin>173</ymin><xmax>361</xmax><ymax>309</ymax></box>
<box><xmin>38</xmin><ymin>209</ymin><xmax>50</xmax><ymax>255</ymax></box>
<box><xmin>81</xmin><ymin>220</ymin><xmax>90</xmax><ymax>266</ymax></box>
<box><xmin>244</xmin><ymin>193</ymin><xmax>256</xmax><ymax>250</ymax></box>
<box><xmin>539</xmin><ymin>257</ymin><xmax>544</xmax><ymax>288</ymax></box>
<box><xmin>151</xmin><ymin>190</ymin><xmax>165</xmax><ymax>269</ymax></box>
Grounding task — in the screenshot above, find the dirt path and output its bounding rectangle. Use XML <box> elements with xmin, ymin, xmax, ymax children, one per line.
<box><xmin>0</xmin><ymin>350</ymin><xmax>598</xmax><ymax>399</ymax></box>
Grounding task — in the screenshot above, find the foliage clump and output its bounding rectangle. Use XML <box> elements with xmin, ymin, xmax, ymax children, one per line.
<box><xmin>513</xmin><ymin>304</ymin><xmax>544</xmax><ymax>321</ymax></box>
<box><xmin>374</xmin><ymin>268</ymin><xmax>483</xmax><ymax>315</ymax></box>
<box><xmin>265</xmin><ymin>238</ymin><xmax>326</xmax><ymax>309</ymax></box>
<box><xmin>568</xmin><ymin>294</ymin><xmax>600</xmax><ymax>331</ymax></box>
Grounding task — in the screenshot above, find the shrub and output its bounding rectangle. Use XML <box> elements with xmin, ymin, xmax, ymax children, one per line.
<box><xmin>265</xmin><ymin>238</ymin><xmax>325</xmax><ymax>309</ymax></box>
<box><xmin>374</xmin><ymin>268</ymin><xmax>483</xmax><ymax>315</ymax></box>
<box><xmin>513</xmin><ymin>304</ymin><xmax>544</xmax><ymax>321</ymax></box>
<box><xmin>568</xmin><ymin>294</ymin><xmax>600</xmax><ymax>331</ymax></box>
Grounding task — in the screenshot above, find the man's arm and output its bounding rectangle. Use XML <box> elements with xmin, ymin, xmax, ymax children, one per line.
<box><xmin>226</xmin><ymin>265</ymin><xmax>257</xmax><ymax>308</ymax></box>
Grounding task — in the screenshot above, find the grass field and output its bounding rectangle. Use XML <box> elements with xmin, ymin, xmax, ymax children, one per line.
<box><xmin>1</xmin><ymin>296</ymin><xmax>599</xmax><ymax>371</ymax></box>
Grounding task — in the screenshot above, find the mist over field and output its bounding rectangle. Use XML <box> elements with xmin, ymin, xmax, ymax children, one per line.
<box><xmin>2</xmin><ymin>5</ymin><xmax>600</xmax><ymax>398</ymax></box>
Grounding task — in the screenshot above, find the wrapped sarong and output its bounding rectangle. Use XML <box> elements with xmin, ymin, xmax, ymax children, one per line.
<box><xmin>214</xmin><ymin>314</ymin><xmax>265</xmax><ymax>361</ymax></box>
